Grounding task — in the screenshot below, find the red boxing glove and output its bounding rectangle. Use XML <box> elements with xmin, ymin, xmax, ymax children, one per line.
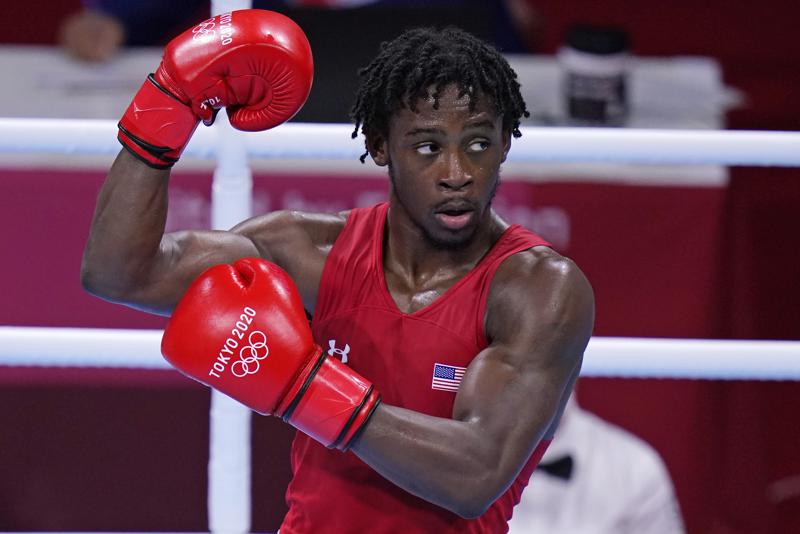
<box><xmin>161</xmin><ymin>258</ymin><xmax>379</xmax><ymax>451</ymax></box>
<box><xmin>118</xmin><ymin>9</ymin><xmax>313</xmax><ymax>168</ymax></box>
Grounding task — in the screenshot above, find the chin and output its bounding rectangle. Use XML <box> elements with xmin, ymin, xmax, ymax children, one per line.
<box><xmin>423</xmin><ymin>224</ymin><xmax>477</xmax><ymax>250</ymax></box>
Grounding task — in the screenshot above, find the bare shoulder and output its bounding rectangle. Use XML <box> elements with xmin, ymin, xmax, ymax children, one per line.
<box><xmin>485</xmin><ymin>246</ymin><xmax>594</xmax><ymax>360</ymax></box>
<box><xmin>490</xmin><ymin>246</ymin><xmax>593</xmax><ymax>306</ymax></box>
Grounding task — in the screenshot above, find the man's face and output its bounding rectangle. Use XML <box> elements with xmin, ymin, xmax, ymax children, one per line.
<box><xmin>370</xmin><ymin>84</ymin><xmax>511</xmax><ymax>249</ymax></box>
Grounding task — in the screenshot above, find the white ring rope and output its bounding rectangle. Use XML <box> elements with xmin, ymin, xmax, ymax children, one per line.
<box><xmin>0</xmin><ymin>327</ymin><xmax>169</xmax><ymax>369</ymax></box>
<box><xmin>1</xmin><ymin>327</ymin><xmax>798</xmax><ymax>380</ymax></box>
<box><xmin>3</xmin><ymin>118</ymin><xmax>800</xmax><ymax>166</ymax></box>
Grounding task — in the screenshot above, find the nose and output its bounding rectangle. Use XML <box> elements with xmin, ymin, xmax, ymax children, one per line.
<box><xmin>437</xmin><ymin>150</ymin><xmax>473</xmax><ymax>192</ymax></box>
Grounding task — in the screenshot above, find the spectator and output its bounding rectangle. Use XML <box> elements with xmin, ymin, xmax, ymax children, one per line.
<box><xmin>508</xmin><ymin>394</ymin><xmax>686</xmax><ymax>534</ymax></box>
<box><xmin>59</xmin><ymin>0</ymin><xmax>538</xmax><ymax>62</ymax></box>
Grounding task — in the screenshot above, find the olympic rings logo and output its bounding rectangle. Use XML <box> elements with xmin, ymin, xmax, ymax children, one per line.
<box><xmin>231</xmin><ymin>330</ymin><xmax>269</xmax><ymax>378</ymax></box>
<box><xmin>192</xmin><ymin>19</ymin><xmax>216</xmax><ymax>41</ymax></box>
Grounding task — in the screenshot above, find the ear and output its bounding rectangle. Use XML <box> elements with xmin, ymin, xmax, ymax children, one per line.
<box><xmin>367</xmin><ymin>133</ymin><xmax>389</xmax><ymax>167</ymax></box>
<box><xmin>500</xmin><ymin>129</ymin><xmax>512</xmax><ymax>163</ymax></box>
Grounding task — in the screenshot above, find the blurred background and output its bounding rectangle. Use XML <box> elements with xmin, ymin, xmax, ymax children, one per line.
<box><xmin>1</xmin><ymin>1</ymin><xmax>799</xmax><ymax>533</ymax></box>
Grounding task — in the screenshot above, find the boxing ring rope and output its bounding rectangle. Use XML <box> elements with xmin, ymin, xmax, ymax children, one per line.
<box><xmin>2</xmin><ymin>327</ymin><xmax>800</xmax><ymax>380</ymax></box>
<box><xmin>4</xmin><ymin>118</ymin><xmax>800</xmax><ymax>166</ymax></box>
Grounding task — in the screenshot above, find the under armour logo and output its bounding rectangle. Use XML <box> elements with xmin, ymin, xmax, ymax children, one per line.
<box><xmin>327</xmin><ymin>340</ymin><xmax>350</xmax><ymax>364</ymax></box>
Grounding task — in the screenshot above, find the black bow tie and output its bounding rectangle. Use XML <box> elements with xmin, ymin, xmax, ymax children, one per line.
<box><xmin>536</xmin><ymin>455</ymin><xmax>573</xmax><ymax>480</ymax></box>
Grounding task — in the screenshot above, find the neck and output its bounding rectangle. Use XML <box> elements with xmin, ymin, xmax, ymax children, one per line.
<box><xmin>384</xmin><ymin>199</ymin><xmax>506</xmax><ymax>284</ymax></box>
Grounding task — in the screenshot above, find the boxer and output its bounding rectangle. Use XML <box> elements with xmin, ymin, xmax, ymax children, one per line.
<box><xmin>82</xmin><ymin>14</ymin><xmax>594</xmax><ymax>533</ymax></box>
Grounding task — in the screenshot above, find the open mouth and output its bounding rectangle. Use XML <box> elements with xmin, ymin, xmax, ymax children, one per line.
<box><xmin>434</xmin><ymin>203</ymin><xmax>475</xmax><ymax>230</ymax></box>
<box><xmin>440</xmin><ymin>208</ymin><xmax>471</xmax><ymax>216</ymax></box>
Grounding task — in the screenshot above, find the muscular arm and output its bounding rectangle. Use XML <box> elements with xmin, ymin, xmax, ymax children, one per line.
<box><xmin>81</xmin><ymin>9</ymin><xmax>318</xmax><ymax>315</ymax></box>
<box><xmin>352</xmin><ymin>250</ymin><xmax>594</xmax><ymax>518</ymax></box>
<box><xmin>81</xmin><ymin>150</ymin><xmax>339</xmax><ymax>315</ymax></box>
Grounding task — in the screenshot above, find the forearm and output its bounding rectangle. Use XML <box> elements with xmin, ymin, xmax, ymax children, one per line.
<box><xmin>81</xmin><ymin>149</ymin><xmax>171</xmax><ymax>299</ymax></box>
<box><xmin>348</xmin><ymin>342</ymin><xmax>578</xmax><ymax>518</ymax></box>
<box><xmin>351</xmin><ymin>404</ymin><xmax>519</xmax><ymax>519</ymax></box>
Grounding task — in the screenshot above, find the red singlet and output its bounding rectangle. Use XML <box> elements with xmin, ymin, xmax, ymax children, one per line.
<box><xmin>281</xmin><ymin>203</ymin><xmax>552</xmax><ymax>533</ymax></box>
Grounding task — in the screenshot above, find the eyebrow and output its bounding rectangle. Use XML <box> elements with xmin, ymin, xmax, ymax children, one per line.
<box><xmin>404</xmin><ymin>127</ymin><xmax>444</xmax><ymax>137</ymax></box>
<box><xmin>465</xmin><ymin>119</ymin><xmax>497</xmax><ymax>131</ymax></box>
<box><xmin>403</xmin><ymin>120</ymin><xmax>497</xmax><ymax>138</ymax></box>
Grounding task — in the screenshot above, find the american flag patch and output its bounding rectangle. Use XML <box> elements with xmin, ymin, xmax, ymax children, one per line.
<box><xmin>431</xmin><ymin>363</ymin><xmax>466</xmax><ymax>392</ymax></box>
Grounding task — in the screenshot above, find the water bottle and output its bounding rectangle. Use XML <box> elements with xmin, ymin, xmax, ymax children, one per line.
<box><xmin>559</xmin><ymin>25</ymin><xmax>630</xmax><ymax>126</ymax></box>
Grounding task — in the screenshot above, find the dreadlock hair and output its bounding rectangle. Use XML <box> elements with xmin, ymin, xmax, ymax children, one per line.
<box><xmin>350</xmin><ymin>26</ymin><xmax>530</xmax><ymax>163</ymax></box>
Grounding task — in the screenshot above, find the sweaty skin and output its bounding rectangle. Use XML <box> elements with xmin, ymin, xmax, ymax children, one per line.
<box><xmin>81</xmin><ymin>84</ymin><xmax>594</xmax><ymax>519</ymax></box>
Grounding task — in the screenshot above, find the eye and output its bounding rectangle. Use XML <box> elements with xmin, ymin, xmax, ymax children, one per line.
<box><xmin>414</xmin><ymin>142</ymin><xmax>439</xmax><ymax>155</ymax></box>
<box><xmin>467</xmin><ymin>139</ymin><xmax>490</xmax><ymax>153</ymax></box>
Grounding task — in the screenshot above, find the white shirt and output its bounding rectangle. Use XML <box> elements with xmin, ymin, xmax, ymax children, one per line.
<box><xmin>508</xmin><ymin>401</ymin><xmax>685</xmax><ymax>534</ymax></box>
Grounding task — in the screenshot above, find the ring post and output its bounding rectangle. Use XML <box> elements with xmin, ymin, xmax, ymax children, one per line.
<box><xmin>208</xmin><ymin>3</ymin><xmax>254</xmax><ymax>534</ymax></box>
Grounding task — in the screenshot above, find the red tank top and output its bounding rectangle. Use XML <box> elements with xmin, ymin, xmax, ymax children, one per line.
<box><xmin>281</xmin><ymin>203</ymin><xmax>551</xmax><ymax>533</ymax></box>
